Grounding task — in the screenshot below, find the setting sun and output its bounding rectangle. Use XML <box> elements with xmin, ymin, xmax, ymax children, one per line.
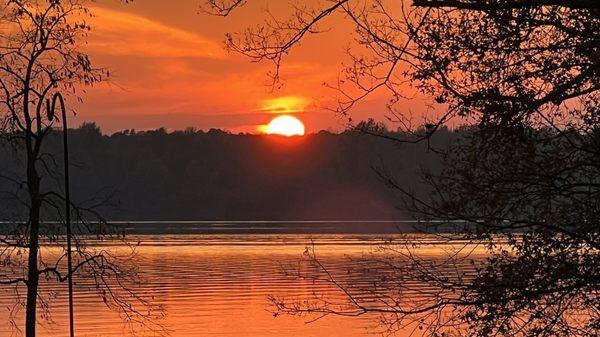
<box><xmin>265</xmin><ymin>115</ymin><xmax>305</xmax><ymax>136</ymax></box>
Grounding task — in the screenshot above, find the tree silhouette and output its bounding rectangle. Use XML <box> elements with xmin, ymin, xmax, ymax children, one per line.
<box><xmin>204</xmin><ymin>1</ymin><xmax>600</xmax><ymax>336</ymax></box>
<box><xmin>0</xmin><ymin>1</ymin><xmax>162</xmax><ymax>335</ymax></box>
<box><xmin>2</xmin><ymin>123</ymin><xmax>438</xmax><ymax>222</ymax></box>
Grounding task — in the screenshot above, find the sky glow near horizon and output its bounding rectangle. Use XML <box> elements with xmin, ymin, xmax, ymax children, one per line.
<box><xmin>72</xmin><ymin>0</ymin><xmax>431</xmax><ymax>134</ymax></box>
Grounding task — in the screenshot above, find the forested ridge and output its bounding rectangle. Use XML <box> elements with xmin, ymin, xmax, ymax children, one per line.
<box><xmin>1</xmin><ymin>123</ymin><xmax>452</xmax><ymax>221</ymax></box>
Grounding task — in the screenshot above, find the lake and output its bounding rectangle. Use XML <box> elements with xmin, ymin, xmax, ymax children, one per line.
<box><xmin>0</xmin><ymin>222</ymin><xmax>481</xmax><ymax>337</ymax></box>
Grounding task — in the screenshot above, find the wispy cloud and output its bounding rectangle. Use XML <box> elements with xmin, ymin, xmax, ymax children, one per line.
<box><xmin>87</xmin><ymin>6</ymin><xmax>226</xmax><ymax>59</ymax></box>
<box><xmin>77</xmin><ymin>4</ymin><xmax>410</xmax><ymax>133</ymax></box>
<box><xmin>260</xmin><ymin>96</ymin><xmax>312</xmax><ymax>113</ymax></box>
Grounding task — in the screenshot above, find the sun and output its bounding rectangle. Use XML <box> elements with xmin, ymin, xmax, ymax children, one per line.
<box><xmin>265</xmin><ymin>115</ymin><xmax>305</xmax><ymax>136</ymax></box>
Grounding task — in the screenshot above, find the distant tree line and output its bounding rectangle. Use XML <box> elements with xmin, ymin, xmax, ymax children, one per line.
<box><xmin>1</xmin><ymin>122</ymin><xmax>456</xmax><ymax>222</ymax></box>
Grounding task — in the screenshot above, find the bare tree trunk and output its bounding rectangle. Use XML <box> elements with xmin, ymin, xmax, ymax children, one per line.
<box><xmin>25</xmin><ymin>145</ymin><xmax>40</xmax><ymax>337</ymax></box>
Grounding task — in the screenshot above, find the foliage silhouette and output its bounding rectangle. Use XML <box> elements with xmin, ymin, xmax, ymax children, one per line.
<box><xmin>203</xmin><ymin>1</ymin><xmax>600</xmax><ymax>336</ymax></box>
<box><xmin>2</xmin><ymin>123</ymin><xmax>454</xmax><ymax>223</ymax></box>
<box><xmin>0</xmin><ymin>1</ymin><xmax>163</xmax><ymax>335</ymax></box>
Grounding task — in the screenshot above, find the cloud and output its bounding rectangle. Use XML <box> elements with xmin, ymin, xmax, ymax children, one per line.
<box><xmin>260</xmin><ymin>96</ymin><xmax>312</xmax><ymax>113</ymax></box>
<box><xmin>86</xmin><ymin>6</ymin><xmax>226</xmax><ymax>59</ymax></box>
<box><xmin>76</xmin><ymin>5</ymin><xmax>393</xmax><ymax>133</ymax></box>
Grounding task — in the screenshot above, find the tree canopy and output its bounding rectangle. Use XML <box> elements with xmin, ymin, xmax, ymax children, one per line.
<box><xmin>203</xmin><ymin>1</ymin><xmax>600</xmax><ymax>336</ymax></box>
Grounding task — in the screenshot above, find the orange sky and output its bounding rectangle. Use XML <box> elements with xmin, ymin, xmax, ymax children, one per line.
<box><xmin>73</xmin><ymin>0</ymin><xmax>431</xmax><ymax>134</ymax></box>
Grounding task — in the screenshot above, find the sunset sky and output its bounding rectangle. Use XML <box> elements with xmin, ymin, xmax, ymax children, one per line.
<box><xmin>75</xmin><ymin>0</ymin><xmax>431</xmax><ymax>134</ymax></box>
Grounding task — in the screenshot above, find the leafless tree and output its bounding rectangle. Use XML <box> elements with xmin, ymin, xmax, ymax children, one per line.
<box><xmin>204</xmin><ymin>1</ymin><xmax>600</xmax><ymax>336</ymax></box>
<box><xmin>0</xmin><ymin>1</ymin><xmax>163</xmax><ymax>336</ymax></box>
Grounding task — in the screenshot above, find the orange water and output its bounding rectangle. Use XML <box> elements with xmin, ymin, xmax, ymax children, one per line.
<box><xmin>0</xmin><ymin>234</ymin><xmax>481</xmax><ymax>337</ymax></box>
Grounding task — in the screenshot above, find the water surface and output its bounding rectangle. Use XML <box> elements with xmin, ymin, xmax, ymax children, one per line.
<box><xmin>0</xmin><ymin>223</ymin><xmax>480</xmax><ymax>337</ymax></box>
